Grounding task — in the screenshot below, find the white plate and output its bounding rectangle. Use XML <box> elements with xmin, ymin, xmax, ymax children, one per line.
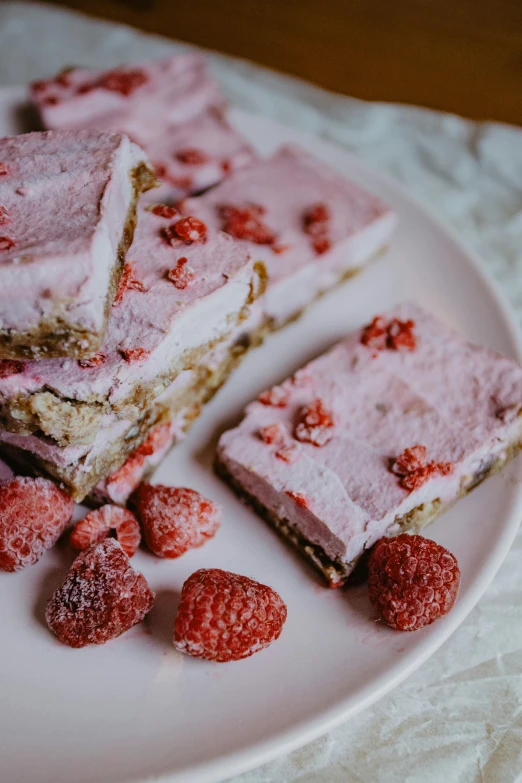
<box><xmin>1</xmin><ymin>87</ymin><xmax>522</xmax><ymax>783</ymax></box>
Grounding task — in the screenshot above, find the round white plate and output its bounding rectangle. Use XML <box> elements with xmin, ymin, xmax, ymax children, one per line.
<box><xmin>1</xmin><ymin>87</ymin><xmax>521</xmax><ymax>783</ymax></box>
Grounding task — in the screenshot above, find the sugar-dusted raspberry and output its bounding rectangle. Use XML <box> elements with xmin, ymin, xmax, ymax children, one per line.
<box><xmin>70</xmin><ymin>505</ymin><xmax>141</xmax><ymax>558</ymax></box>
<box><xmin>259</xmin><ymin>423</ymin><xmax>285</xmax><ymax>445</ymax></box>
<box><xmin>167</xmin><ymin>216</ymin><xmax>207</xmax><ymax>244</ymax></box>
<box><xmin>218</xmin><ymin>203</ymin><xmax>276</xmax><ymax>245</ymax></box>
<box><xmin>120</xmin><ymin>347</ymin><xmax>150</xmax><ymax>363</ymax></box>
<box><xmin>387</xmin><ymin>318</ymin><xmax>416</xmax><ymax>351</ymax></box>
<box><xmin>150</xmin><ymin>204</ymin><xmax>178</xmax><ymax>219</ymax></box>
<box><xmin>136</xmin><ymin>484</ymin><xmax>221</xmax><ymax>559</ymax></box>
<box><xmin>285</xmin><ymin>491</ymin><xmax>309</xmax><ymax>508</ymax></box>
<box><xmin>78</xmin><ymin>352</ymin><xmax>106</xmax><ymax>369</ymax></box>
<box><xmin>113</xmin><ymin>262</ymin><xmax>146</xmax><ymax>306</ymax></box>
<box><xmin>391</xmin><ymin>445</ymin><xmax>427</xmax><ymax>476</ymax></box>
<box><xmin>106</xmin><ymin>422</ymin><xmax>172</xmax><ymax>502</ymax></box>
<box><xmin>0</xmin><ymin>205</ymin><xmax>10</xmax><ymax>225</ymax></box>
<box><xmin>258</xmin><ymin>386</ymin><xmax>289</xmax><ymax>407</ymax></box>
<box><xmin>0</xmin><ymin>163</ymin><xmax>10</xmax><ymax>176</ymax></box>
<box><xmin>174</xmin><ymin>568</ymin><xmax>287</xmax><ymax>662</ymax></box>
<box><xmin>176</xmin><ymin>148</ymin><xmax>209</xmax><ymax>165</ymax></box>
<box><xmin>0</xmin><ymin>360</ymin><xmax>24</xmax><ymax>379</ymax></box>
<box><xmin>276</xmin><ymin>445</ymin><xmax>300</xmax><ymax>464</ymax></box>
<box><xmin>97</xmin><ymin>68</ymin><xmax>147</xmax><ymax>96</ymax></box>
<box><xmin>295</xmin><ymin>399</ymin><xmax>335</xmax><ymax>447</ymax></box>
<box><xmin>303</xmin><ymin>203</ymin><xmax>330</xmax><ymax>229</ymax></box>
<box><xmin>361</xmin><ymin>316</ymin><xmax>388</xmax><ymax>350</ymax></box>
<box><xmin>391</xmin><ymin>446</ymin><xmax>452</xmax><ymax>491</ymax></box>
<box><xmin>46</xmin><ymin>539</ymin><xmax>154</xmax><ymax>648</ymax></box>
<box><xmin>0</xmin><ymin>477</ymin><xmax>74</xmax><ymax>572</ymax></box>
<box><xmin>368</xmin><ymin>534</ymin><xmax>460</xmax><ymax>631</ymax></box>
<box><xmin>0</xmin><ymin>236</ymin><xmax>14</xmax><ymax>252</ymax></box>
<box><xmin>167</xmin><ymin>257</ymin><xmax>194</xmax><ymax>289</ymax></box>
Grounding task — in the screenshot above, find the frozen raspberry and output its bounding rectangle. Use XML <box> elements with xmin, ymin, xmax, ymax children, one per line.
<box><xmin>259</xmin><ymin>423</ymin><xmax>285</xmax><ymax>445</ymax></box>
<box><xmin>78</xmin><ymin>352</ymin><xmax>106</xmax><ymax>369</ymax></box>
<box><xmin>0</xmin><ymin>360</ymin><xmax>24</xmax><ymax>379</ymax></box>
<box><xmin>0</xmin><ymin>205</ymin><xmax>10</xmax><ymax>225</ymax></box>
<box><xmin>219</xmin><ymin>204</ymin><xmax>276</xmax><ymax>245</ymax></box>
<box><xmin>258</xmin><ymin>386</ymin><xmax>289</xmax><ymax>407</ymax></box>
<box><xmin>361</xmin><ymin>316</ymin><xmax>388</xmax><ymax>350</ymax></box>
<box><xmin>136</xmin><ymin>484</ymin><xmax>221</xmax><ymax>559</ymax></box>
<box><xmin>166</xmin><ymin>174</ymin><xmax>193</xmax><ymax>190</ymax></box>
<box><xmin>113</xmin><ymin>262</ymin><xmax>146</xmax><ymax>306</ymax></box>
<box><xmin>391</xmin><ymin>446</ymin><xmax>452</xmax><ymax>491</ymax></box>
<box><xmin>150</xmin><ymin>204</ymin><xmax>178</xmax><ymax>219</ymax></box>
<box><xmin>368</xmin><ymin>534</ymin><xmax>460</xmax><ymax>631</ymax></box>
<box><xmin>176</xmin><ymin>148</ymin><xmax>209</xmax><ymax>165</ymax></box>
<box><xmin>120</xmin><ymin>347</ymin><xmax>150</xmax><ymax>363</ymax></box>
<box><xmin>106</xmin><ymin>422</ymin><xmax>173</xmax><ymax>503</ymax></box>
<box><xmin>0</xmin><ymin>236</ymin><xmax>14</xmax><ymax>252</ymax></box>
<box><xmin>174</xmin><ymin>568</ymin><xmax>287</xmax><ymax>662</ymax></box>
<box><xmin>46</xmin><ymin>539</ymin><xmax>154</xmax><ymax>648</ymax></box>
<box><xmin>167</xmin><ymin>257</ymin><xmax>194</xmax><ymax>289</ymax></box>
<box><xmin>285</xmin><ymin>491</ymin><xmax>309</xmax><ymax>508</ymax></box>
<box><xmin>0</xmin><ymin>163</ymin><xmax>10</xmax><ymax>176</ymax></box>
<box><xmin>167</xmin><ymin>216</ymin><xmax>207</xmax><ymax>244</ymax></box>
<box><xmin>387</xmin><ymin>318</ymin><xmax>416</xmax><ymax>351</ymax></box>
<box><xmin>70</xmin><ymin>505</ymin><xmax>141</xmax><ymax>558</ymax></box>
<box><xmin>0</xmin><ymin>477</ymin><xmax>74</xmax><ymax>572</ymax></box>
<box><xmin>97</xmin><ymin>68</ymin><xmax>147</xmax><ymax>96</ymax></box>
<box><xmin>295</xmin><ymin>399</ymin><xmax>335</xmax><ymax>447</ymax></box>
<box><xmin>276</xmin><ymin>445</ymin><xmax>300</xmax><ymax>464</ymax></box>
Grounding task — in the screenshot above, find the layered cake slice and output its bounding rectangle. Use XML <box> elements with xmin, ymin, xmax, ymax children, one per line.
<box><xmin>0</xmin><ymin>130</ymin><xmax>156</xmax><ymax>360</ymax></box>
<box><xmin>183</xmin><ymin>144</ymin><xmax>396</xmax><ymax>330</ymax></box>
<box><xmin>217</xmin><ymin>304</ymin><xmax>522</xmax><ymax>587</ymax></box>
<box><xmin>0</xmin><ymin>205</ymin><xmax>265</xmax><ymax>452</ymax></box>
<box><xmin>31</xmin><ymin>54</ymin><xmax>255</xmax><ymax>197</ymax></box>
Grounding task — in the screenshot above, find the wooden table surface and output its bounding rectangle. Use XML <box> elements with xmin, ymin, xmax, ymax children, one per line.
<box><xmin>55</xmin><ymin>0</ymin><xmax>522</xmax><ymax>125</ymax></box>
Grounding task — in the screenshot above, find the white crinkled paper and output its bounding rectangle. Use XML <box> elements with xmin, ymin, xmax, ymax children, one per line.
<box><xmin>1</xmin><ymin>4</ymin><xmax>522</xmax><ymax>782</ymax></box>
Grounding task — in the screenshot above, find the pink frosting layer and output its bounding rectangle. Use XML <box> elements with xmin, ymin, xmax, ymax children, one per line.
<box><xmin>184</xmin><ymin>144</ymin><xmax>396</xmax><ymax>324</ymax></box>
<box><xmin>0</xmin><ymin>129</ymin><xmax>146</xmax><ymax>334</ymax></box>
<box><xmin>218</xmin><ymin>303</ymin><xmax>522</xmax><ymax>571</ymax></box>
<box><xmin>0</xmin><ymin>205</ymin><xmax>253</xmax><ymax>411</ymax></box>
<box><xmin>31</xmin><ymin>54</ymin><xmax>255</xmax><ymax>197</ymax></box>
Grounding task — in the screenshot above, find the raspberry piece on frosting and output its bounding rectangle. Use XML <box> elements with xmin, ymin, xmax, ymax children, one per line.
<box><xmin>258</xmin><ymin>386</ymin><xmax>290</xmax><ymax>407</ymax></box>
<box><xmin>176</xmin><ymin>148</ymin><xmax>209</xmax><ymax>165</ymax></box>
<box><xmin>0</xmin><ymin>205</ymin><xmax>10</xmax><ymax>225</ymax></box>
<box><xmin>174</xmin><ymin>568</ymin><xmax>287</xmax><ymax>662</ymax></box>
<box><xmin>391</xmin><ymin>446</ymin><xmax>452</xmax><ymax>491</ymax></box>
<box><xmin>0</xmin><ymin>360</ymin><xmax>24</xmax><ymax>378</ymax></box>
<box><xmin>78</xmin><ymin>352</ymin><xmax>106</xmax><ymax>369</ymax></box>
<box><xmin>361</xmin><ymin>316</ymin><xmax>417</xmax><ymax>352</ymax></box>
<box><xmin>167</xmin><ymin>257</ymin><xmax>194</xmax><ymax>289</ymax></box>
<box><xmin>113</xmin><ymin>262</ymin><xmax>146</xmax><ymax>306</ymax></box>
<box><xmin>368</xmin><ymin>534</ymin><xmax>460</xmax><ymax>631</ymax></box>
<box><xmin>0</xmin><ymin>236</ymin><xmax>14</xmax><ymax>252</ymax></box>
<box><xmin>46</xmin><ymin>538</ymin><xmax>155</xmax><ymax>647</ymax></box>
<box><xmin>150</xmin><ymin>204</ymin><xmax>178</xmax><ymax>219</ymax></box>
<box><xmin>136</xmin><ymin>484</ymin><xmax>221</xmax><ymax>559</ymax></box>
<box><xmin>219</xmin><ymin>204</ymin><xmax>276</xmax><ymax>245</ymax></box>
<box><xmin>164</xmin><ymin>216</ymin><xmax>207</xmax><ymax>245</ymax></box>
<box><xmin>70</xmin><ymin>505</ymin><xmax>141</xmax><ymax>558</ymax></box>
<box><xmin>120</xmin><ymin>347</ymin><xmax>150</xmax><ymax>363</ymax></box>
<box><xmin>0</xmin><ymin>476</ymin><xmax>74</xmax><ymax>572</ymax></box>
<box><xmin>295</xmin><ymin>399</ymin><xmax>335</xmax><ymax>446</ymax></box>
<box><xmin>259</xmin><ymin>423</ymin><xmax>285</xmax><ymax>445</ymax></box>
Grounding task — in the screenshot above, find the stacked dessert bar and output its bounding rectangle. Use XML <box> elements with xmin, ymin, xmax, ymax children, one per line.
<box><xmin>2</xmin><ymin>53</ymin><xmax>396</xmax><ymax>504</ymax></box>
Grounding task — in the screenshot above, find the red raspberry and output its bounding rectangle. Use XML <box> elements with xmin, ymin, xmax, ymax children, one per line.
<box><xmin>0</xmin><ymin>205</ymin><xmax>10</xmax><ymax>225</ymax></box>
<box><xmin>174</xmin><ymin>568</ymin><xmax>287</xmax><ymax>662</ymax></box>
<box><xmin>312</xmin><ymin>236</ymin><xmax>331</xmax><ymax>255</ymax></box>
<box><xmin>259</xmin><ymin>423</ymin><xmax>285</xmax><ymax>445</ymax></box>
<box><xmin>361</xmin><ymin>316</ymin><xmax>388</xmax><ymax>350</ymax></box>
<box><xmin>0</xmin><ymin>163</ymin><xmax>10</xmax><ymax>176</ymax></box>
<box><xmin>150</xmin><ymin>204</ymin><xmax>178</xmax><ymax>219</ymax></box>
<box><xmin>295</xmin><ymin>399</ymin><xmax>335</xmax><ymax>447</ymax></box>
<box><xmin>387</xmin><ymin>318</ymin><xmax>416</xmax><ymax>351</ymax></box>
<box><xmin>166</xmin><ymin>216</ymin><xmax>207</xmax><ymax>244</ymax></box>
<box><xmin>176</xmin><ymin>148</ymin><xmax>209</xmax><ymax>165</ymax></box>
<box><xmin>0</xmin><ymin>236</ymin><xmax>14</xmax><ymax>252</ymax></box>
<box><xmin>391</xmin><ymin>446</ymin><xmax>452</xmax><ymax>491</ymax></box>
<box><xmin>0</xmin><ymin>360</ymin><xmax>25</xmax><ymax>379</ymax></box>
<box><xmin>120</xmin><ymin>347</ymin><xmax>150</xmax><ymax>363</ymax></box>
<box><xmin>70</xmin><ymin>505</ymin><xmax>141</xmax><ymax>558</ymax></box>
<box><xmin>135</xmin><ymin>484</ymin><xmax>221</xmax><ymax>559</ymax></box>
<box><xmin>272</xmin><ymin>244</ymin><xmax>291</xmax><ymax>255</ymax></box>
<box><xmin>392</xmin><ymin>445</ymin><xmax>427</xmax><ymax>476</ymax></box>
<box><xmin>97</xmin><ymin>68</ymin><xmax>147</xmax><ymax>96</ymax></box>
<box><xmin>368</xmin><ymin>534</ymin><xmax>460</xmax><ymax>631</ymax></box>
<box><xmin>167</xmin><ymin>257</ymin><xmax>194</xmax><ymax>289</ymax></box>
<box><xmin>219</xmin><ymin>204</ymin><xmax>276</xmax><ymax>245</ymax></box>
<box><xmin>285</xmin><ymin>491</ymin><xmax>309</xmax><ymax>508</ymax></box>
<box><xmin>78</xmin><ymin>352</ymin><xmax>106</xmax><ymax>369</ymax></box>
<box><xmin>258</xmin><ymin>386</ymin><xmax>289</xmax><ymax>407</ymax></box>
<box><xmin>221</xmin><ymin>159</ymin><xmax>232</xmax><ymax>174</ymax></box>
<box><xmin>0</xmin><ymin>477</ymin><xmax>74</xmax><ymax>572</ymax></box>
<box><xmin>106</xmin><ymin>422</ymin><xmax>173</xmax><ymax>502</ymax></box>
<box><xmin>113</xmin><ymin>262</ymin><xmax>146</xmax><ymax>306</ymax></box>
<box><xmin>46</xmin><ymin>539</ymin><xmax>154</xmax><ymax>647</ymax></box>
<box><xmin>303</xmin><ymin>203</ymin><xmax>330</xmax><ymax>229</ymax></box>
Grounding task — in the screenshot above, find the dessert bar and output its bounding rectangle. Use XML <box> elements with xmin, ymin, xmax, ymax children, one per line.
<box><xmin>217</xmin><ymin>304</ymin><xmax>522</xmax><ymax>586</ymax></box>
<box><xmin>0</xmin><ymin>130</ymin><xmax>155</xmax><ymax>359</ymax></box>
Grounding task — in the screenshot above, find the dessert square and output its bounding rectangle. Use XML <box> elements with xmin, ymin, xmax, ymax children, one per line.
<box><xmin>217</xmin><ymin>304</ymin><xmax>522</xmax><ymax>587</ymax></box>
<box><xmin>31</xmin><ymin>54</ymin><xmax>256</xmax><ymax>198</ymax></box>
<box><xmin>0</xmin><ymin>130</ymin><xmax>156</xmax><ymax>360</ymax></box>
<box><xmin>183</xmin><ymin>144</ymin><xmax>396</xmax><ymax>330</ymax></box>
<box><xmin>0</xmin><ymin>205</ymin><xmax>265</xmax><ymax>450</ymax></box>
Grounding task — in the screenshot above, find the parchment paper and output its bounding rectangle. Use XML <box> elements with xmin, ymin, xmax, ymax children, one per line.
<box><xmin>1</xmin><ymin>4</ymin><xmax>522</xmax><ymax>781</ymax></box>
